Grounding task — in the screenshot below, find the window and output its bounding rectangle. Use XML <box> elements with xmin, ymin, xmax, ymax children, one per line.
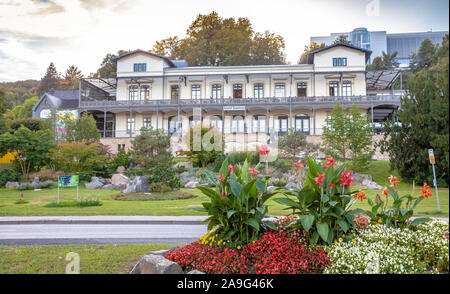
<box><xmin>274</xmin><ymin>116</ymin><xmax>288</xmax><ymax>134</ymax></box>
<box><xmin>275</xmin><ymin>83</ymin><xmax>285</xmax><ymax>97</ymax></box>
<box><xmin>233</xmin><ymin>84</ymin><xmax>243</xmax><ymax>98</ymax></box>
<box><xmin>188</xmin><ymin>116</ymin><xmax>202</xmax><ymax>127</ymax></box>
<box><xmin>332</xmin><ymin>58</ymin><xmax>347</xmax><ymax>67</ymax></box>
<box><xmin>171</xmin><ymin>85</ymin><xmax>179</xmax><ymax>100</ymax></box>
<box><xmin>329</xmin><ymin>81</ymin><xmax>339</xmax><ymax>96</ymax></box>
<box><xmin>252</xmin><ymin>115</ymin><xmax>266</xmax><ymax>133</ymax></box>
<box><xmin>209</xmin><ymin>115</ymin><xmax>222</xmax><ymax>132</ymax></box>
<box><xmin>143</xmin><ymin>117</ymin><xmax>151</xmax><ymax>128</ymax></box>
<box><xmin>231</xmin><ymin>115</ymin><xmax>245</xmax><ymax>133</ymax></box>
<box><xmin>133</xmin><ymin>63</ymin><xmax>146</xmax><ymax>72</ymax></box>
<box><xmin>342</xmin><ymin>81</ymin><xmax>352</xmax><ymax>96</ymax></box>
<box><xmin>254</xmin><ymin>83</ymin><xmax>264</xmax><ymax>98</ymax></box>
<box><xmin>129</xmin><ymin>85</ymin><xmax>138</xmax><ymax>101</ymax></box>
<box><xmin>118</xmin><ymin>144</ymin><xmax>125</xmax><ymax>151</ymax></box>
<box><xmin>212</xmin><ymin>84</ymin><xmax>222</xmax><ymax>98</ymax></box>
<box><xmin>295</xmin><ymin>115</ymin><xmax>310</xmax><ymax>135</ymax></box>
<box><xmin>127</xmin><ymin>118</ymin><xmax>135</xmax><ymax>134</ymax></box>
<box><xmin>191</xmin><ymin>85</ymin><xmax>201</xmax><ymax>99</ymax></box>
<box><xmin>140</xmin><ymin>85</ymin><xmax>150</xmax><ymax>100</ymax></box>
<box><xmin>297</xmin><ymin>82</ymin><xmax>307</xmax><ymax>97</ymax></box>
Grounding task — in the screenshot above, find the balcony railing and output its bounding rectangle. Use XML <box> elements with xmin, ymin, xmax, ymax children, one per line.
<box><xmin>80</xmin><ymin>95</ymin><xmax>401</xmax><ymax>108</ymax></box>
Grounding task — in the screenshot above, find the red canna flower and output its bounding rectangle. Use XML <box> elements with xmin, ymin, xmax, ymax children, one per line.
<box><xmin>419</xmin><ymin>182</ymin><xmax>432</xmax><ymax>198</ymax></box>
<box><xmin>248</xmin><ymin>168</ymin><xmax>259</xmax><ymax>177</ymax></box>
<box><xmin>228</xmin><ymin>164</ymin><xmax>235</xmax><ymax>176</ymax></box>
<box><xmin>329</xmin><ymin>182</ymin><xmax>334</xmax><ymax>191</ymax></box>
<box><xmin>354</xmin><ymin>191</ymin><xmax>366</xmax><ymax>201</ymax></box>
<box><xmin>221</xmin><ymin>193</ymin><xmax>229</xmax><ymax>198</ymax></box>
<box><xmin>325</xmin><ymin>156</ymin><xmax>336</xmax><ymax>169</ymax></box>
<box><xmin>294</xmin><ymin>160</ymin><xmax>304</xmax><ymax>170</ymax></box>
<box><xmin>314</xmin><ymin>173</ymin><xmax>325</xmax><ymax>187</ymax></box>
<box><xmin>382</xmin><ymin>187</ymin><xmax>389</xmax><ymax>196</ymax></box>
<box><xmin>338</xmin><ymin>171</ymin><xmax>354</xmax><ymax>187</ymax></box>
<box><xmin>259</xmin><ymin>144</ymin><xmax>270</xmax><ymax>156</ymax></box>
<box><xmin>388</xmin><ymin>175</ymin><xmax>400</xmax><ymax>189</ymax></box>
<box><xmin>217</xmin><ymin>173</ymin><xmax>225</xmax><ymax>180</ymax></box>
<box><xmin>19</xmin><ymin>193</ymin><xmax>23</xmax><ymax>201</ymax></box>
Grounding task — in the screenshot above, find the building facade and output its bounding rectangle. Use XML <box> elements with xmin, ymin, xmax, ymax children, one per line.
<box><xmin>311</xmin><ymin>28</ymin><xmax>448</xmax><ymax>67</ymax></box>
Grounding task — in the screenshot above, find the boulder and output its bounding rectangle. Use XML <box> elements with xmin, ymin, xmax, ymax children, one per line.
<box><xmin>137</xmin><ymin>254</ymin><xmax>183</xmax><ymax>274</ymax></box>
<box><xmin>187</xmin><ymin>270</ymin><xmax>205</xmax><ymax>274</ymax></box>
<box><xmin>5</xmin><ymin>181</ymin><xmax>19</xmax><ymax>188</ymax></box>
<box><xmin>173</xmin><ymin>161</ymin><xmax>193</xmax><ymax>169</ymax></box>
<box><xmin>285</xmin><ymin>182</ymin><xmax>298</xmax><ymax>189</ymax></box>
<box><xmin>353</xmin><ymin>173</ymin><xmax>373</xmax><ymax>184</ymax></box>
<box><xmin>90</xmin><ymin>176</ymin><xmax>100</xmax><ymax>183</ymax></box>
<box><xmin>85</xmin><ymin>181</ymin><xmax>104</xmax><ymax>189</ymax></box>
<box><xmin>184</xmin><ymin>181</ymin><xmax>200</xmax><ymax>189</ymax></box>
<box><xmin>111</xmin><ymin>173</ymin><xmax>130</xmax><ymax>186</ymax></box>
<box><xmin>32</xmin><ymin>177</ymin><xmax>39</xmax><ymax>184</ymax></box>
<box><xmin>102</xmin><ymin>184</ymin><xmax>117</xmax><ymax>189</ymax></box>
<box><xmin>116</xmin><ymin>166</ymin><xmax>126</xmax><ymax>174</ymax></box>
<box><xmin>361</xmin><ymin>179</ymin><xmax>384</xmax><ymax>190</ymax></box>
<box><xmin>122</xmin><ymin>176</ymin><xmax>149</xmax><ymax>193</ymax></box>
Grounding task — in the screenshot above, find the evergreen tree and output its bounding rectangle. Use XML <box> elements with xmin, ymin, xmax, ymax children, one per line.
<box><xmin>333</xmin><ymin>35</ymin><xmax>351</xmax><ymax>45</ymax></box>
<box><xmin>38</xmin><ymin>62</ymin><xmax>60</xmax><ymax>95</ymax></box>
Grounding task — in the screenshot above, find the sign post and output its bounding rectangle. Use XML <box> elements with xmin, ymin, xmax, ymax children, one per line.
<box><xmin>57</xmin><ymin>175</ymin><xmax>80</xmax><ymax>204</ymax></box>
<box><xmin>428</xmin><ymin>149</ymin><xmax>440</xmax><ymax>211</ymax></box>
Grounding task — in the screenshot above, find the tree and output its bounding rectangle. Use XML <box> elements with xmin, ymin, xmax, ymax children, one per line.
<box><xmin>129</xmin><ymin>126</ymin><xmax>173</xmax><ymax>174</ymax></box>
<box><xmin>298</xmin><ymin>42</ymin><xmax>325</xmax><ymax>64</ymax></box>
<box><xmin>249</xmin><ymin>31</ymin><xmax>286</xmax><ymax>65</ymax></box>
<box><xmin>379</xmin><ymin>35</ymin><xmax>449</xmax><ymax>185</ymax></box>
<box><xmin>333</xmin><ymin>35</ymin><xmax>351</xmax><ymax>45</ymax></box>
<box><xmin>61</xmin><ymin>112</ymin><xmax>100</xmax><ymax>143</ymax></box>
<box><xmin>179</xmin><ymin>125</ymin><xmax>224</xmax><ymax>167</ymax></box>
<box><xmin>367</xmin><ymin>51</ymin><xmax>399</xmax><ymax>70</ymax></box>
<box><xmin>151</xmin><ymin>36</ymin><xmax>182</xmax><ymax>60</ymax></box>
<box><xmin>3</xmin><ymin>96</ymin><xmax>39</xmax><ymax>120</ymax></box>
<box><xmin>277</xmin><ymin>129</ymin><xmax>317</xmax><ymax>159</ymax></box>
<box><xmin>94</xmin><ymin>50</ymin><xmax>128</xmax><ymax>78</ymax></box>
<box><xmin>37</xmin><ymin>62</ymin><xmax>60</xmax><ymax>96</ymax></box>
<box><xmin>322</xmin><ymin>103</ymin><xmax>374</xmax><ymax>171</ymax></box>
<box><xmin>60</xmin><ymin>65</ymin><xmax>83</xmax><ymax>89</ymax></box>
<box><xmin>409</xmin><ymin>38</ymin><xmax>438</xmax><ymax>72</ymax></box>
<box><xmin>0</xmin><ymin>88</ymin><xmax>10</xmax><ymax>114</ymax></box>
<box><xmin>0</xmin><ymin>126</ymin><xmax>56</xmax><ymax>178</ymax></box>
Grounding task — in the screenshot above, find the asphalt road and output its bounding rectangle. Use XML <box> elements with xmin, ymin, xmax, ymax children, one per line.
<box><xmin>0</xmin><ymin>223</ymin><xmax>208</xmax><ymax>245</ymax></box>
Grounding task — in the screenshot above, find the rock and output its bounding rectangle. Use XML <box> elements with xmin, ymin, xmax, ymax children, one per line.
<box><xmin>111</xmin><ymin>173</ymin><xmax>130</xmax><ymax>186</ymax></box>
<box><xmin>122</xmin><ymin>176</ymin><xmax>149</xmax><ymax>193</ymax></box>
<box><xmin>32</xmin><ymin>177</ymin><xmax>39</xmax><ymax>184</ymax></box>
<box><xmin>187</xmin><ymin>270</ymin><xmax>205</xmax><ymax>274</ymax></box>
<box><xmin>173</xmin><ymin>161</ymin><xmax>193</xmax><ymax>169</ymax></box>
<box><xmin>353</xmin><ymin>173</ymin><xmax>373</xmax><ymax>184</ymax></box>
<box><xmin>285</xmin><ymin>182</ymin><xmax>298</xmax><ymax>189</ymax></box>
<box><xmin>102</xmin><ymin>184</ymin><xmax>117</xmax><ymax>189</ymax></box>
<box><xmin>184</xmin><ymin>181</ymin><xmax>200</xmax><ymax>189</ymax></box>
<box><xmin>198</xmin><ymin>183</ymin><xmax>210</xmax><ymax>187</ymax></box>
<box><xmin>116</xmin><ymin>166</ymin><xmax>126</xmax><ymax>174</ymax></box>
<box><xmin>5</xmin><ymin>181</ymin><xmax>19</xmax><ymax>188</ymax></box>
<box><xmin>85</xmin><ymin>181</ymin><xmax>104</xmax><ymax>189</ymax></box>
<box><xmin>30</xmin><ymin>182</ymin><xmax>39</xmax><ymax>189</ymax></box>
<box><xmin>137</xmin><ymin>254</ymin><xmax>183</xmax><ymax>274</ymax></box>
<box><xmin>90</xmin><ymin>176</ymin><xmax>100</xmax><ymax>183</ymax></box>
<box><xmin>116</xmin><ymin>183</ymin><xmax>127</xmax><ymax>190</ymax></box>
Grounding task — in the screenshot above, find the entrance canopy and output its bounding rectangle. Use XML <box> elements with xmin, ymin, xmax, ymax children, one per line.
<box><xmin>366</xmin><ymin>69</ymin><xmax>402</xmax><ymax>90</ymax></box>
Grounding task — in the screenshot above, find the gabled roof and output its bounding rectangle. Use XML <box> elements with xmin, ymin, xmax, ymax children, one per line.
<box><xmin>32</xmin><ymin>89</ymin><xmax>79</xmax><ymax>113</ymax></box>
<box><xmin>307</xmin><ymin>43</ymin><xmax>372</xmax><ymax>64</ymax></box>
<box><xmin>111</xmin><ymin>49</ymin><xmax>176</xmax><ymax>67</ymax></box>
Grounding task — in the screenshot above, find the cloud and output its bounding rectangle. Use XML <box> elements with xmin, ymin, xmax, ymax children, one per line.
<box><xmin>26</xmin><ymin>0</ymin><xmax>66</xmax><ymax>16</ymax></box>
<box><xmin>79</xmin><ymin>0</ymin><xmax>136</xmax><ymax>12</ymax></box>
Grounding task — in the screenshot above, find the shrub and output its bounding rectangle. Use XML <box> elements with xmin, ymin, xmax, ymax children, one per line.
<box><xmin>0</xmin><ymin>168</ymin><xmax>21</xmax><ymax>187</ymax></box>
<box><xmin>227</xmin><ymin>151</ymin><xmax>259</xmax><ymax>166</ymax></box>
<box><xmin>108</xmin><ymin>149</ymin><xmax>130</xmax><ymax>173</ymax></box>
<box><xmin>324</xmin><ymin>221</ymin><xmax>449</xmax><ymax>274</ymax></box>
<box><xmin>147</xmin><ymin>163</ymin><xmax>180</xmax><ymax>190</ymax></box>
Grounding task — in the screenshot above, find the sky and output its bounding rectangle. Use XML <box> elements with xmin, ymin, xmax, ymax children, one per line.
<box><xmin>0</xmin><ymin>0</ymin><xmax>448</xmax><ymax>82</ymax></box>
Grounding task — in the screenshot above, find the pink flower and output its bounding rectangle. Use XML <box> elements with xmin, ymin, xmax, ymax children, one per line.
<box><xmin>228</xmin><ymin>164</ymin><xmax>235</xmax><ymax>176</ymax></box>
<box><xmin>217</xmin><ymin>174</ymin><xmax>225</xmax><ymax>180</ymax></box>
<box><xmin>259</xmin><ymin>144</ymin><xmax>270</xmax><ymax>156</ymax></box>
<box><xmin>325</xmin><ymin>156</ymin><xmax>336</xmax><ymax>169</ymax></box>
<box><xmin>314</xmin><ymin>173</ymin><xmax>325</xmax><ymax>187</ymax></box>
<box><xmin>294</xmin><ymin>160</ymin><xmax>304</xmax><ymax>170</ymax></box>
<box><xmin>248</xmin><ymin>168</ymin><xmax>259</xmax><ymax>177</ymax></box>
<box><xmin>338</xmin><ymin>171</ymin><xmax>354</xmax><ymax>187</ymax></box>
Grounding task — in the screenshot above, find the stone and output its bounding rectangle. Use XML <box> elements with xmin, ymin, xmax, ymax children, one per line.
<box><xmin>102</xmin><ymin>184</ymin><xmax>117</xmax><ymax>189</ymax></box>
<box><xmin>187</xmin><ymin>270</ymin><xmax>205</xmax><ymax>274</ymax></box>
<box><xmin>85</xmin><ymin>181</ymin><xmax>104</xmax><ymax>189</ymax></box>
<box><xmin>184</xmin><ymin>181</ymin><xmax>200</xmax><ymax>189</ymax></box>
<box><xmin>137</xmin><ymin>254</ymin><xmax>183</xmax><ymax>274</ymax></box>
<box><xmin>122</xmin><ymin>176</ymin><xmax>149</xmax><ymax>193</ymax></box>
<box><xmin>116</xmin><ymin>183</ymin><xmax>127</xmax><ymax>190</ymax></box>
<box><xmin>353</xmin><ymin>173</ymin><xmax>373</xmax><ymax>184</ymax></box>
<box><xmin>111</xmin><ymin>173</ymin><xmax>130</xmax><ymax>186</ymax></box>
<box><xmin>90</xmin><ymin>176</ymin><xmax>100</xmax><ymax>183</ymax></box>
<box><xmin>173</xmin><ymin>161</ymin><xmax>193</xmax><ymax>169</ymax></box>
<box><xmin>5</xmin><ymin>181</ymin><xmax>19</xmax><ymax>188</ymax></box>
<box><xmin>116</xmin><ymin>166</ymin><xmax>126</xmax><ymax>174</ymax></box>
<box><xmin>285</xmin><ymin>182</ymin><xmax>298</xmax><ymax>189</ymax></box>
<box><xmin>32</xmin><ymin>177</ymin><xmax>39</xmax><ymax>184</ymax></box>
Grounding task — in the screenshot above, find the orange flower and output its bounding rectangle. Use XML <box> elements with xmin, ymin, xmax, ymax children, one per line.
<box><xmin>382</xmin><ymin>187</ymin><xmax>389</xmax><ymax>196</ymax></box>
<box><xmin>354</xmin><ymin>191</ymin><xmax>366</xmax><ymax>201</ymax></box>
<box><xmin>314</xmin><ymin>173</ymin><xmax>325</xmax><ymax>187</ymax></box>
<box><xmin>259</xmin><ymin>144</ymin><xmax>270</xmax><ymax>156</ymax></box>
<box><xmin>325</xmin><ymin>156</ymin><xmax>336</xmax><ymax>169</ymax></box>
<box><xmin>388</xmin><ymin>175</ymin><xmax>400</xmax><ymax>189</ymax></box>
<box><xmin>419</xmin><ymin>182</ymin><xmax>432</xmax><ymax>198</ymax></box>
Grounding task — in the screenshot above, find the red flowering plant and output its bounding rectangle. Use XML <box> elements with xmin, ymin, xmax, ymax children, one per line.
<box><xmin>273</xmin><ymin>157</ymin><xmax>366</xmax><ymax>245</ymax></box>
<box><xmin>196</xmin><ymin>157</ymin><xmax>277</xmax><ymax>247</ymax></box>
<box><xmin>363</xmin><ymin>175</ymin><xmax>432</xmax><ymax>228</ymax></box>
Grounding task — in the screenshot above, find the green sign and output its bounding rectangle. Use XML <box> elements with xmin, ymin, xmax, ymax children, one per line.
<box><xmin>58</xmin><ymin>175</ymin><xmax>79</xmax><ymax>188</ymax></box>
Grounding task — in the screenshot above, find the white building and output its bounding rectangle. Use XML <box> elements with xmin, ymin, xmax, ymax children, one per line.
<box><xmin>78</xmin><ymin>43</ymin><xmax>401</xmax><ymax>155</ymax></box>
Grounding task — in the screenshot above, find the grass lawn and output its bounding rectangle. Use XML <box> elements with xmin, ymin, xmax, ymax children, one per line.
<box><xmin>0</xmin><ymin>161</ymin><xmax>447</xmax><ymax>217</ymax></box>
<box><xmin>0</xmin><ymin>244</ymin><xmax>171</xmax><ymax>274</ymax></box>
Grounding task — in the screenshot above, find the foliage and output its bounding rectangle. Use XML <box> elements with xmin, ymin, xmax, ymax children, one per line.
<box><xmin>0</xmin><ymin>80</ymin><xmax>39</xmax><ymax>109</ymax></box>
<box><xmin>333</xmin><ymin>35</ymin><xmax>351</xmax><ymax>44</ymax></box>
<box><xmin>379</xmin><ymin>36</ymin><xmax>449</xmax><ymax>185</ymax></box>
<box><xmin>274</xmin><ymin>157</ymin><xmax>363</xmax><ymax>245</ymax></box>
<box><xmin>3</xmin><ymin>96</ymin><xmax>39</xmax><ymax>121</ymax></box>
<box><xmin>129</xmin><ymin>126</ymin><xmax>172</xmax><ymax>174</ymax></box>
<box><xmin>94</xmin><ymin>50</ymin><xmax>129</xmax><ymax>78</ymax></box>
<box><xmin>277</xmin><ymin>128</ymin><xmax>317</xmax><ymax>159</ymax></box>
<box><xmin>227</xmin><ymin>151</ymin><xmax>259</xmax><ymax>166</ymax></box>
<box><xmin>108</xmin><ymin>149</ymin><xmax>130</xmax><ymax>173</ymax></box>
<box><xmin>61</xmin><ymin>112</ymin><xmax>100</xmax><ymax>143</ymax></box>
<box><xmin>111</xmin><ymin>190</ymin><xmax>195</xmax><ymax>201</ymax></box>
<box><xmin>322</xmin><ymin>103</ymin><xmax>374</xmax><ymax>171</ymax></box>
<box><xmin>179</xmin><ymin>125</ymin><xmax>224</xmax><ymax>168</ymax></box>
<box><xmin>325</xmin><ymin>221</ymin><xmax>449</xmax><ymax>273</ymax></box>
<box><xmin>49</xmin><ymin>142</ymin><xmax>108</xmax><ymax>179</ymax></box>
<box><xmin>0</xmin><ymin>126</ymin><xmax>56</xmax><ymax>178</ymax></box>
<box><xmin>59</xmin><ymin>65</ymin><xmax>83</xmax><ymax>89</ymax></box>
<box><xmin>0</xmin><ymin>168</ymin><xmax>21</xmax><ymax>187</ymax></box>
<box><xmin>147</xmin><ymin>163</ymin><xmax>180</xmax><ymax>191</ymax></box>
<box><xmin>8</xmin><ymin>118</ymin><xmax>44</xmax><ymax>132</ymax></box>
<box><xmin>0</xmin><ymin>88</ymin><xmax>9</xmax><ymax>114</ymax></box>
<box><xmin>367</xmin><ymin>51</ymin><xmax>399</xmax><ymax>70</ymax></box>
<box><xmin>298</xmin><ymin>42</ymin><xmax>325</xmax><ymax>64</ymax></box>
<box><xmin>409</xmin><ymin>37</ymin><xmax>439</xmax><ymax>73</ymax></box>
<box><xmin>166</xmin><ymin>229</ymin><xmax>330</xmax><ymax>274</ymax></box>
<box><xmin>151</xmin><ymin>12</ymin><xmax>286</xmax><ymax>66</ymax></box>
<box><xmin>37</xmin><ymin>62</ymin><xmax>60</xmax><ymax>96</ymax></box>
<box><xmin>196</xmin><ymin>157</ymin><xmax>276</xmax><ymax>245</ymax></box>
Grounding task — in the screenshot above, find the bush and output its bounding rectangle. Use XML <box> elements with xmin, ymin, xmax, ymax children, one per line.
<box><xmin>0</xmin><ymin>168</ymin><xmax>21</xmax><ymax>187</ymax></box>
<box><xmin>108</xmin><ymin>149</ymin><xmax>130</xmax><ymax>173</ymax></box>
<box><xmin>147</xmin><ymin>163</ymin><xmax>180</xmax><ymax>190</ymax></box>
<box><xmin>227</xmin><ymin>151</ymin><xmax>259</xmax><ymax>166</ymax></box>
<box><xmin>325</xmin><ymin>221</ymin><xmax>449</xmax><ymax>274</ymax></box>
<box><xmin>149</xmin><ymin>182</ymin><xmax>171</xmax><ymax>192</ymax></box>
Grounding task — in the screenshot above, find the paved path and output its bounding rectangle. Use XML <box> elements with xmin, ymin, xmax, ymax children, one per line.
<box><xmin>0</xmin><ymin>223</ymin><xmax>208</xmax><ymax>245</ymax></box>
